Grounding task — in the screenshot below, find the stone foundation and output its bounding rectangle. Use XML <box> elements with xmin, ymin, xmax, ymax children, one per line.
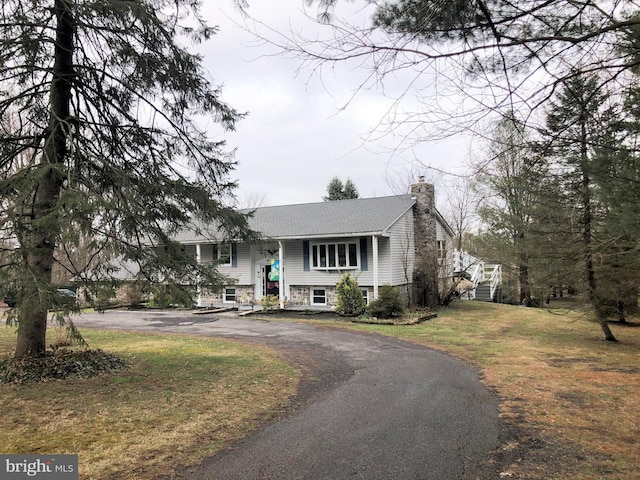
<box><xmin>198</xmin><ymin>285</ymin><xmax>255</xmax><ymax>307</ymax></box>
<box><xmin>288</xmin><ymin>286</ymin><xmax>337</xmax><ymax>307</ymax></box>
<box><xmin>288</xmin><ymin>286</ymin><xmax>311</xmax><ymax>306</ymax></box>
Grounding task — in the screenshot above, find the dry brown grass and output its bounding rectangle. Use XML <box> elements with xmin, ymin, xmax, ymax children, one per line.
<box><xmin>0</xmin><ymin>327</ymin><xmax>299</xmax><ymax>480</ymax></box>
<box><xmin>341</xmin><ymin>299</ymin><xmax>640</xmax><ymax>479</ymax></box>
<box><xmin>3</xmin><ymin>301</ymin><xmax>638</xmax><ymax>479</ymax></box>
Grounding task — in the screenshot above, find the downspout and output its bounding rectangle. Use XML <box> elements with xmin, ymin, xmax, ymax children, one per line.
<box><xmin>372</xmin><ymin>235</ymin><xmax>379</xmax><ymax>300</ymax></box>
<box><xmin>279</xmin><ymin>241</ymin><xmax>285</xmax><ymax>309</ymax></box>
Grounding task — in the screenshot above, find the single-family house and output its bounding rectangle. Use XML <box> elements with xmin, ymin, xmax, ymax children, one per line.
<box><xmin>175</xmin><ymin>178</ymin><xmax>456</xmax><ymax>308</ymax></box>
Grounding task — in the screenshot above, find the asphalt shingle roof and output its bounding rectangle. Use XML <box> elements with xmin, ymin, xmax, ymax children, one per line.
<box><xmin>175</xmin><ymin>194</ymin><xmax>416</xmax><ymax>242</ymax></box>
<box><xmin>247</xmin><ymin>194</ymin><xmax>416</xmax><ymax>239</ymax></box>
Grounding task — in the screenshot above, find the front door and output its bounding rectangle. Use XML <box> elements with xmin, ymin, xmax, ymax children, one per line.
<box><xmin>263</xmin><ymin>264</ymin><xmax>279</xmax><ymax>297</ymax></box>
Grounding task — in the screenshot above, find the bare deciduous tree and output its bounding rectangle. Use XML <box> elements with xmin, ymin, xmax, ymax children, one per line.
<box><xmin>258</xmin><ymin>1</ymin><xmax>640</xmax><ymax>146</ymax></box>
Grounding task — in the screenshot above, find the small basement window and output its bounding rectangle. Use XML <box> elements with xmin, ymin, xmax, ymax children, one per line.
<box><xmin>224</xmin><ymin>287</ymin><xmax>236</xmax><ymax>303</ymax></box>
<box><xmin>311</xmin><ymin>288</ymin><xmax>327</xmax><ymax>305</ymax></box>
<box><xmin>361</xmin><ymin>289</ymin><xmax>369</xmax><ymax>305</ymax></box>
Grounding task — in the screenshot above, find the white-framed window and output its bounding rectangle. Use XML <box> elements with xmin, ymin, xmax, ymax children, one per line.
<box><xmin>213</xmin><ymin>243</ymin><xmax>232</xmax><ymax>266</ymax></box>
<box><xmin>311</xmin><ymin>288</ymin><xmax>327</xmax><ymax>305</ymax></box>
<box><xmin>183</xmin><ymin>244</ymin><xmax>197</xmax><ymax>259</ymax></box>
<box><xmin>361</xmin><ymin>289</ymin><xmax>369</xmax><ymax>305</ymax></box>
<box><xmin>437</xmin><ymin>240</ymin><xmax>447</xmax><ymax>259</ymax></box>
<box><xmin>311</xmin><ymin>242</ymin><xmax>358</xmax><ymax>269</ymax></box>
<box><xmin>224</xmin><ymin>287</ymin><xmax>236</xmax><ymax>303</ymax></box>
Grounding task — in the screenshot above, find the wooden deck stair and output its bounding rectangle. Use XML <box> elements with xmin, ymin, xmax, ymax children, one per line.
<box><xmin>452</xmin><ymin>250</ymin><xmax>502</xmax><ymax>302</ymax></box>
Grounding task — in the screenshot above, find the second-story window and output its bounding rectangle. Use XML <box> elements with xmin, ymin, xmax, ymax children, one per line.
<box><xmin>311</xmin><ymin>242</ymin><xmax>358</xmax><ymax>269</ymax></box>
<box><xmin>213</xmin><ymin>243</ymin><xmax>232</xmax><ymax>266</ymax></box>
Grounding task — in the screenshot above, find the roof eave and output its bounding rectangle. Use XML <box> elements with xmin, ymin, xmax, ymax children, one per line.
<box><xmin>178</xmin><ymin>231</ymin><xmax>389</xmax><ymax>243</ymax></box>
<box><xmin>271</xmin><ymin>231</ymin><xmax>388</xmax><ymax>241</ymax></box>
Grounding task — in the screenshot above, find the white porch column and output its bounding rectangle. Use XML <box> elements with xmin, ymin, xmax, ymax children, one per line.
<box><xmin>195</xmin><ymin>243</ymin><xmax>202</xmax><ymax>307</ymax></box>
<box><xmin>278</xmin><ymin>241</ymin><xmax>285</xmax><ymax>309</ymax></box>
<box><xmin>372</xmin><ymin>235</ymin><xmax>379</xmax><ymax>300</ymax></box>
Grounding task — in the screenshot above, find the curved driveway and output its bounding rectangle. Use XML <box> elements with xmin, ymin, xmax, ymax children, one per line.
<box><xmin>74</xmin><ymin>310</ymin><xmax>502</xmax><ymax>480</ymax></box>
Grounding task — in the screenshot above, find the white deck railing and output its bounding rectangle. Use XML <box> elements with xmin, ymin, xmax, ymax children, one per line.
<box><xmin>452</xmin><ymin>249</ymin><xmax>502</xmax><ymax>301</ymax></box>
<box><xmin>453</xmin><ymin>250</ymin><xmax>479</xmax><ymax>274</ymax></box>
<box><xmin>487</xmin><ymin>264</ymin><xmax>502</xmax><ymax>300</ymax></box>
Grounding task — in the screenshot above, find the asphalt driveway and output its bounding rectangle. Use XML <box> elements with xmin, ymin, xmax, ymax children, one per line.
<box><xmin>73</xmin><ymin>310</ymin><xmax>503</xmax><ymax>479</ymax></box>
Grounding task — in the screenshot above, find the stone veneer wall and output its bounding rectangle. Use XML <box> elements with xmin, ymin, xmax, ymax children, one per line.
<box><xmin>411</xmin><ymin>180</ymin><xmax>437</xmax><ymax>249</ymax></box>
<box><xmin>288</xmin><ymin>286</ymin><xmax>310</xmax><ymax>306</ymax></box>
<box><xmin>199</xmin><ymin>285</ymin><xmax>255</xmax><ymax>307</ymax></box>
<box><xmin>410</xmin><ymin>179</ymin><xmax>439</xmax><ymax>307</ymax></box>
<box><xmin>289</xmin><ymin>286</ymin><xmax>338</xmax><ymax>307</ymax></box>
<box><xmin>289</xmin><ymin>286</ymin><xmax>383</xmax><ymax>307</ymax></box>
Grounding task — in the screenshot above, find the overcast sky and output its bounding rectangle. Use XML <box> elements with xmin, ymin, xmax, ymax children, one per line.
<box><xmin>197</xmin><ymin>1</ymin><xmax>471</xmax><ymax>208</ymax></box>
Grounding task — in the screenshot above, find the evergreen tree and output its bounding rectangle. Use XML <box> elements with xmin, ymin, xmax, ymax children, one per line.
<box><xmin>590</xmin><ymin>83</ymin><xmax>640</xmax><ymax>318</ymax></box>
<box><xmin>540</xmin><ymin>73</ymin><xmax>624</xmax><ymax>341</ymax></box>
<box><xmin>474</xmin><ymin>114</ymin><xmax>546</xmax><ymax>304</ymax></box>
<box><xmin>325</xmin><ymin>177</ymin><xmax>345</xmax><ymax>201</ymax></box>
<box><xmin>324</xmin><ymin>177</ymin><xmax>359</xmax><ymax>200</ymax></box>
<box><xmin>0</xmin><ymin>0</ymin><xmax>254</xmax><ymax>358</ymax></box>
<box><xmin>599</xmin><ymin>24</ymin><xmax>640</xmax><ymax>316</ymax></box>
<box><xmin>343</xmin><ymin>179</ymin><xmax>359</xmax><ymax>199</ymax></box>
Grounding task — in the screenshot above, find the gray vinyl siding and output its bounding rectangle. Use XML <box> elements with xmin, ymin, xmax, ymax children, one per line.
<box><xmin>436</xmin><ymin>219</ymin><xmax>454</xmax><ymax>261</ymax></box>
<box><xmin>436</xmin><ymin>221</ymin><xmax>452</xmax><ymax>243</ymax></box>
<box><xmin>185</xmin><ymin>242</ymin><xmax>252</xmax><ymax>285</ymax></box>
<box><xmin>184</xmin><ymin>244</ymin><xmax>196</xmax><ymax>259</ymax></box>
<box><xmin>388</xmin><ymin>210</ymin><xmax>415</xmax><ymax>286</ymax></box>
<box><xmin>185</xmin><ymin>224</ymin><xmax>419</xmax><ymax>291</ymax></box>
<box><xmin>375</xmin><ymin>236</ymin><xmax>393</xmax><ymax>286</ymax></box>
<box><xmin>217</xmin><ymin>243</ymin><xmax>252</xmax><ymax>284</ymax></box>
<box><xmin>282</xmin><ymin>237</ymin><xmax>393</xmax><ymax>287</ymax></box>
<box><xmin>436</xmin><ymin>220</ymin><xmax>454</xmax><ymax>277</ymax></box>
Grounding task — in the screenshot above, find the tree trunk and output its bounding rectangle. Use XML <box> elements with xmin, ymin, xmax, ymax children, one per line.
<box><xmin>14</xmin><ymin>0</ymin><xmax>74</xmax><ymax>359</ymax></box>
<box><xmin>620</xmin><ymin>289</ymin><xmax>640</xmax><ymax>315</ymax></box>
<box><xmin>579</xmin><ymin>121</ymin><xmax>617</xmax><ymax>342</ymax></box>
<box><xmin>15</xmin><ymin>252</ymin><xmax>54</xmax><ymax>357</ymax></box>
<box><xmin>593</xmin><ymin>302</ymin><xmax>617</xmax><ymax>341</ymax></box>
<box><xmin>584</xmin><ymin>203</ymin><xmax>616</xmax><ymax>342</ymax></box>
<box><xmin>518</xmin><ymin>263</ymin><xmax>530</xmax><ymax>304</ymax></box>
<box><xmin>616</xmin><ymin>300</ymin><xmax>627</xmax><ymax>324</ymax></box>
